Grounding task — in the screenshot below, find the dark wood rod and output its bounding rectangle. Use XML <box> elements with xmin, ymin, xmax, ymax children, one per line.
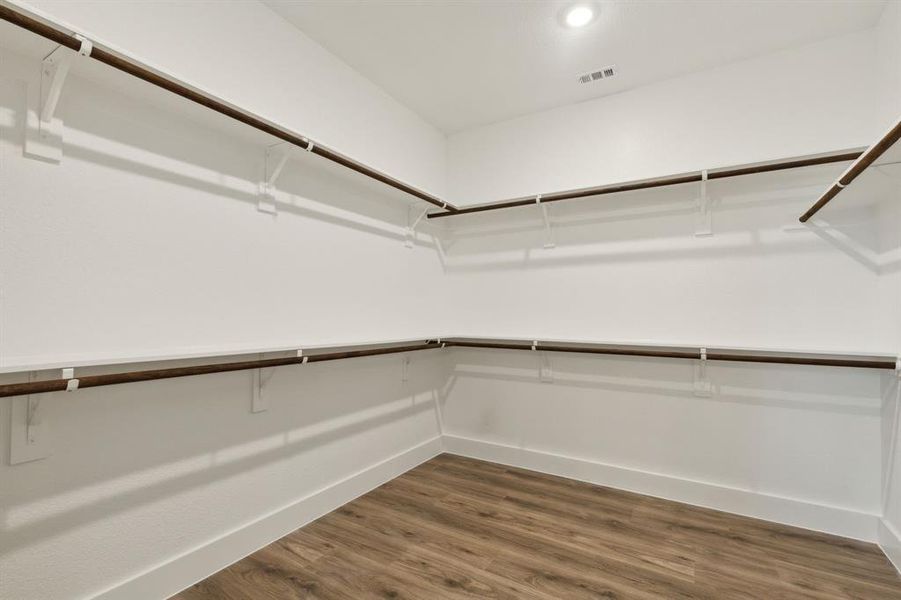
<box><xmin>799</xmin><ymin>120</ymin><xmax>901</xmax><ymax>222</ymax></box>
<box><xmin>442</xmin><ymin>339</ymin><xmax>896</xmax><ymax>370</ymax></box>
<box><xmin>0</xmin><ymin>4</ymin><xmax>456</xmax><ymax>212</ymax></box>
<box><xmin>0</xmin><ymin>337</ymin><xmax>893</xmax><ymax>399</ymax></box>
<box><xmin>428</xmin><ymin>151</ymin><xmax>862</xmax><ymax>219</ymax></box>
<box><xmin>0</xmin><ymin>341</ymin><xmax>442</xmax><ymax>398</ymax></box>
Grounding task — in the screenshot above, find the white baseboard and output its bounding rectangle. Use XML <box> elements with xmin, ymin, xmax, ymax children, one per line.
<box><xmin>92</xmin><ymin>436</ymin><xmax>442</xmax><ymax>600</ymax></box>
<box><xmin>443</xmin><ymin>435</ymin><xmax>879</xmax><ymax>543</ymax></box>
<box><xmin>880</xmin><ymin>519</ymin><xmax>901</xmax><ymax>577</ymax></box>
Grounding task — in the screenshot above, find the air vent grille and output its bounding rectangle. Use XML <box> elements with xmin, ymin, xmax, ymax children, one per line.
<box><xmin>579</xmin><ymin>65</ymin><xmax>617</xmax><ymax>84</ymax></box>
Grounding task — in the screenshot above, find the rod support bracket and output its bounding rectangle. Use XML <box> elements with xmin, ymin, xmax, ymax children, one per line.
<box><xmin>25</xmin><ymin>38</ymin><xmax>91</xmax><ymax>163</ymax></box>
<box><xmin>535</xmin><ymin>195</ymin><xmax>555</xmax><ymax>248</ymax></box>
<box><xmin>539</xmin><ymin>350</ymin><xmax>554</xmax><ymax>383</ymax></box>
<box><xmin>406</xmin><ymin>206</ymin><xmax>429</xmax><ymax>248</ymax></box>
<box><xmin>402</xmin><ymin>355</ymin><xmax>411</xmax><ymax>383</ymax></box>
<box><xmin>694</xmin><ymin>347</ymin><xmax>712</xmax><ymax>396</ymax></box>
<box><xmin>10</xmin><ymin>372</ymin><xmax>52</xmax><ymax>465</ymax></box>
<box><xmin>695</xmin><ymin>170</ymin><xmax>713</xmax><ymax>237</ymax></box>
<box><xmin>251</xmin><ymin>356</ymin><xmax>276</xmax><ymax>413</ymax></box>
<box><xmin>259</xmin><ymin>143</ymin><xmax>295</xmax><ymax>214</ymax></box>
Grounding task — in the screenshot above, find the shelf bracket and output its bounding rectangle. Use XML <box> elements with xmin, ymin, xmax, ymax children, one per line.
<box><xmin>258</xmin><ymin>142</ymin><xmax>296</xmax><ymax>214</ymax></box>
<box><xmin>539</xmin><ymin>351</ymin><xmax>554</xmax><ymax>383</ymax></box>
<box><xmin>405</xmin><ymin>206</ymin><xmax>429</xmax><ymax>248</ymax></box>
<box><xmin>536</xmin><ymin>195</ymin><xmax>555</xmax><ymax>248</ymax></box>
<box><xmin>695</xmin><ymin>170</ymin><xmax>713</xmax><ymax>237</ymax></box>
<box><xmin>402</xmin><ymin>355</ymin><xmax>411</xmax><ymax>382</ymax></box>
<box><xmin>530</xmin><ymin>340</ymin><xmax>553</xmax><ymax>382</ymax></box>
<box><xmin>9</xmin><ymin>372</ymin><xmax>52</xmax><ymax>465</ymax></box>
<box><xmin>24</xmin><ymin>36</ymin><xmax>92</xmax><ymax>163</ymax></box>
<box><xmin>251</xmin><ymin>357</ymin><xmax>275</xmax><ymax>413</ymax></box>
<box><xmin>694</xmin><ymin>348</ymin><xmax>712</xmax><ymax>396</ymax></box>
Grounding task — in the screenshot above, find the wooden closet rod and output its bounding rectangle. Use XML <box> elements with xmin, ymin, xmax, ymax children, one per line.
<box><xmin>443</xmin><ymin>338</ymin><xmax>896</xmax><ymax>369</ymax></box>
<box><xmin>0</xmin><ymin>337</ymin><xmax>893</xmax><ymax>399</ymax></box>
<box><xmin>0</xmin><ymin>4</ymin><xmax>456</xmax><ymax>212</ymax></box>
<box><xmin>427</xmin><ymin>151</ymin><xmax>862</xmax><ymax>219</ymax></box>
<box><xmin>0</xmin><ymin>340</ymin><xmax>444</xmax><ymax>398</ymax></box>
<box><xmin>800</xmin><ymin>119</ymin><xmax>901</xmax><ymax>222</ymax></box>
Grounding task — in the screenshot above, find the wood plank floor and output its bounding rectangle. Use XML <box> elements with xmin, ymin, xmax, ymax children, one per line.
<box><xmin>173</xmin><ymin>454</ymin><xmax>901</xmax><ymax>599</ymax></box>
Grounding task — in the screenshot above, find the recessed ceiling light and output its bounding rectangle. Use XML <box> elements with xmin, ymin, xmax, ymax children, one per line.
<box><xmin>565</xmin><ymin>5</ymin><xmax>595</xmax><ymax>28</ymax></box>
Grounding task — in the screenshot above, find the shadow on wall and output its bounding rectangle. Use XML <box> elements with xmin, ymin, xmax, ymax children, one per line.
<box><xmin>0</xmin><ymin>352</ymin><xmax>446</xmax><ymax>558</ymax></box>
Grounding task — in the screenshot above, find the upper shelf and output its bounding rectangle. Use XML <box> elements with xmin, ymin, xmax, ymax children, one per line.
<box><xmin>0</xmin><ymin>336</ymin><xmax>894</xmax><ymax>399</ymax></box>
<box><xmin>427</xmin><ymin>151</ymin><xmax>862</xmax><ymax>219</ymax></box>
<box><xmin>0</xmin><ymin>3</ymin><xmax>457</xmax><ymax>212</ymax></box>
<box><xmin>799</xmin><ymin>118</ymin><xmax>901</xmax><ymax>223</ymax></box>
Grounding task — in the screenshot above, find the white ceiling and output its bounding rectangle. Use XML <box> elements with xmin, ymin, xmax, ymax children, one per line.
<box><xmin>263</xmin><ymin>0</ymin><xmax>886</xmax><ymax>134</ymax></box>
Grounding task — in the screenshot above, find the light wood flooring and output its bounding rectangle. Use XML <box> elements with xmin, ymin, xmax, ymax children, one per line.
<box><xmin>173</xmin><ymin>454</ymin><xmax>901</xmax><ymax>599</ymax></box>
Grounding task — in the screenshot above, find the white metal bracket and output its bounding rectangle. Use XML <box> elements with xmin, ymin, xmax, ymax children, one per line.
<box><xmin>695</xmin><ymin>170</ymin><xmax>713</xmax><ymax>237</ymax></box>
<box><xmin>405</xmin><ymin>206</ymin><xmax>429</xmax><ymax>248</ymax></box>
<box><xmin>251</xmin><ymin>357</ymin><xmax>274</xmax><ymax>413</ymax></box>
<box><xmin>258</xmin><ymin>142</ymin><xmax>296</xmax><ymax>214</ymax></box>
<box><xmin>10</xmin><ymin>372</ymin><xmax>52</xmax><ymax>465</ymax></box>
<box><xmin>539</xmin><ymin>351</ymin><xmax>554</xmax><ymax>383</ymax></box>
<box><xmin>25</xmin><ymin>36</ymin><xmax>92</xmax><ymax>163</ymax></box>
<box><xmin>528</xmin><ymin>340</ymin><xmax>553</xmax><ymax>381</ymax></box>
<box><xmin>694</xmin><ymin>348</ymin><xmax>712</xmax><ymax>396</ymax></box>
<box><xmin>536</xmin><ymin>195</ymin><xmax>555</xmax><ymax>248</ymax></box>
<box><xmin>402</xmin><ymin>355</ymin><xmax>411</xmax><ymax>382</ymax></box>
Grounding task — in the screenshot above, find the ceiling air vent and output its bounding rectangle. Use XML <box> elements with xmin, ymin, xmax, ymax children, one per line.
<box><xmin>579</xmin><ymin>65</ymin><xmax>617</xmax><ymax>84</ymax></box>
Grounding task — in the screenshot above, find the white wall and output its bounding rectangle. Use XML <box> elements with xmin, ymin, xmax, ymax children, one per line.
<box><xmin>876</xmin><ymin>0</ymin><xmax>901</xmax><ymax>129</ymax></box>
<box><xmin>447</xmin><ymin>31</ymin><xmax>880</xmax><ymax>204</ymax></box>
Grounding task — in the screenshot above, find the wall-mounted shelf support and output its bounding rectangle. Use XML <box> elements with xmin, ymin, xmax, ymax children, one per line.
<box><xmin>536</xmin><ymin>195</ymin><xmax>555</xmax><ymax>249</ymax></box>
<box><xmin>251</xmin><ymin>365</ymin><xmax>273</xmax><ymax>413</ymax></box>
<box><xmin>40</xmin><ymin>46</ymin><xmax>73</xmax><ymax>122</ymax></box>
<box><xmin>402</xmin><ymin>355</ymin><xmax>411</xmax><ymax>382</ymax></box>
<box><xmin>529</xmin><ymin>341</ymin><xmax>554</xmax><ymax>382</ymax></box>
<box><xmin>259</xmin><ymin>143</ymin><xmax>293</xmax><ymax>214</ymax></box>
<box><xmin>406</xmin><ymin>207</ymin><xmax>429</xmax><ymax>248</ymax></box>
<box><xmin>695</xmin><ymin>170</ymin><xmax>712</xmax><ymax>236</ymax></box>
<box><xmin>9</xmin><ymin>372</ymin><xmax>52</xmax><ymax>465</ymax></box>
<box><xmin>539</xmin><ymin>351</ymin><xmax>554</xmax><ymax>382</ymax></box>
<box><xmin>24</xmin><ymin>35</ymin><xmax>91</xmax><ymax>163</ymax></box>
<box><xmin>694</xmin><ymin>348</ymin><xmax>711</xmax><ymax>396</ymax></box>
